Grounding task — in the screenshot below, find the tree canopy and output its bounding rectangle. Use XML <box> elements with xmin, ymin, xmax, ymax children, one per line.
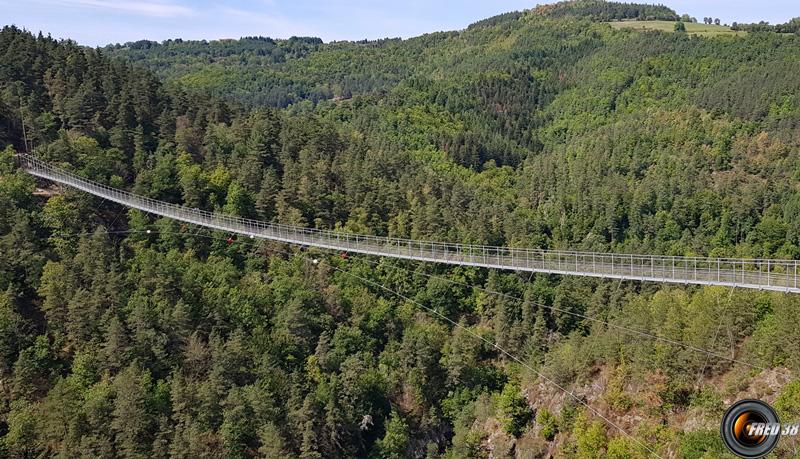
<box><xmin>1</xmin><ymin>1</ymin><xmax>800</xmax><ymax>456</ymax></box>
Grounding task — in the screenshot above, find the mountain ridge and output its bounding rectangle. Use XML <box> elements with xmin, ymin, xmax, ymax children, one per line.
<box><xmin>1</xmin><ymin>2</ymin><xmax>800</xmax><ymax>457</ymax></box>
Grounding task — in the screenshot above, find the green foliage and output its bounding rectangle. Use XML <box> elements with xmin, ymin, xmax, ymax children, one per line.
<box><xmin>0</xmin><ymin>290</ymin><xmax>23</xmax><ymax>374</ymax></box>
<box><xmin>444</xmin><ymin>393</ymin><xmax>491</xmax><ymax>459</ymax></box>
<box><xmin>111</xmin><ymin>363</ymin><xmax>161</xmax><ymax>458</ymax></box>
<box><xmin>1</xmin><ymin>4</ymin><xmax>800</xmax><ymax>457</ymax></box>
<box><xmin>775</xmin><ymin>381</ymin><xmax>800</xmax><ymax>420</ymax></box>
<box><xmin>678</xmin><ymin>429</ymin><xmax>731</xmax><ymax>459</ymax></box>
<box><xmin>377</xmin><ymin>410</ymin><xmax>410</xmax><ymax>459</ymax></box>
<box><xmin>604</xmin><ymin>363</ymin><xmax>633</xmax><ymax>412</ymax></box>
<box><xmin>535</xmin><ymin>407</ymin><xmax>558</xmax><ymax>441</ymax></box>
<box><xmin>13</xmin><ymin>334</ymin><xmax>58</xmax><ymax>399</ymax></box>
<box><xmin>609</xmin><ymin>20</ymin><xmax>744</xmax><ymax>37</ymax></box>
<box><xmin>733</xmin><ymin>17</ymin><xmax>800</xmax><ymax>33</ymax></box>
<box><xmin>689</xmin><ymin>387</ymin><xmax>724</xmax><ymax>419</ymax></box>
<box><xmin>535</xmin><ymin>0</ymin><xmax>679</xmax><ymax>21</ymax></box>
<box><xmin>606</xmin><ymin>436</ymin><xmax>648</xmax><ymax>458</ymax></box>
<box><xmin>496</xmin><ymin>382</ymin><xmax>532</xmax><ymax>437</ymax></box>
<box><xmin>573</xmin><ymin>411</ymin><xmax>608</xmax><ymax>458</ymax></box>
<box><xmin>746</xmin><ymin>295</ymin><xmax>800</xmax><ymax>371</ymax></box>
<box><xmin>3</xmin><ymin>400</ymin><xmax>41</xmax><ymax>457</ymax></box>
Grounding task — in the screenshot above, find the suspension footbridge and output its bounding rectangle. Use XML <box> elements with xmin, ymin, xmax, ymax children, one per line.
<box><xmin>17</xmin><ymin>154</ymin><xmax>800</xmax><ymax>293</ymax></box>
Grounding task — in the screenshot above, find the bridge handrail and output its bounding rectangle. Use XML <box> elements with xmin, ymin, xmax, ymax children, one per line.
<box><xmin>17</xmin><ymin>154</ymin><xmax>800</xmax><ymax>293</ymax></box>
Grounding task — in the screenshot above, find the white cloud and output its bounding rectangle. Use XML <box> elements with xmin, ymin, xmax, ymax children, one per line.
<box><xmin>33</xmin><ymin>0</ymin><xmax>192</xmax><ymax>18</ymax></box>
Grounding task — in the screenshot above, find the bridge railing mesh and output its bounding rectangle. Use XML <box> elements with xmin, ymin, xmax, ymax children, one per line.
<box><xmin>18</xmin><ymin>154</ymin><xmax>799</xmax><ymax>293</ymax></box>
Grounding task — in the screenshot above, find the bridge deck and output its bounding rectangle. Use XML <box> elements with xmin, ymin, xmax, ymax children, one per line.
<box><xmin>17</xmin><ymin>154</ymin><xmax>799</xmax><ymax>293</ymax></box>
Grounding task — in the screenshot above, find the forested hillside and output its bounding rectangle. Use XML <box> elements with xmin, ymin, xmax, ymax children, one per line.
<box><xmin>2</xmin><ymin>1</ymin><xmax>800</xmax><ymax>457</ymax></box>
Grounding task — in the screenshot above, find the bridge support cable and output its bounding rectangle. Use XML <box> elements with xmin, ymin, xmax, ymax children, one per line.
<box><xmin>68</xmin><ymin>225</ymin><xmax>770</xmax><ymax>378</ymax></box>
<box><xmin>342</xmin><ymin>255</ymin><xmax>766</xmax><ymax>372</ymax></box>
<box><xmin>109</xmin><ymin>225</ymin><xmax>662</xmax><ymax>458</ymax></box>
<box><xmin>320</xmin><ymin>257</ymin><xmax>663</xmax><ymax>458</ymax></box>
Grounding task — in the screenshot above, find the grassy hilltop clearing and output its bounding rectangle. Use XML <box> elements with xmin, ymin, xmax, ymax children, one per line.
<box><xmin>2</xmin><ymin>0</ymin><xmax>800</xmax><ymax>457</ymax></box>
<box><xmin>607</xmin><ymin>20</ymin><xmax>747</xmax><ymax>36</ymax></box>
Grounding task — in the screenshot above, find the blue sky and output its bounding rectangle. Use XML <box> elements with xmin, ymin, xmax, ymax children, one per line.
<box><xmin>1</xmin><ymin>0</ymin><xmax>797</xmax><ymax>46</ymax></box>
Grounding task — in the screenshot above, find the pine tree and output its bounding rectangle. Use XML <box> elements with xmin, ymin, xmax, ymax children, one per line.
<box><xmin>376</xmin><ymin>410</ymin><xmax>409</xmax><ymax>459</ymax></box>
<box><xmin>0</xmin><ymin>289</ymin><xmax>23</xmax><ymax>375</ymax></box>
<box><xmin>111</xmin><ymin>363</ymin><xmax>156</xmax><ymax>458</ymax></box>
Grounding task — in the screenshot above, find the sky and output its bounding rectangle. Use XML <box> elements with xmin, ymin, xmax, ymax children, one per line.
<box><xmin>0</xmin><ymin>0</ymin><xmax>797</xmax><ymax>47</ymax></box>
